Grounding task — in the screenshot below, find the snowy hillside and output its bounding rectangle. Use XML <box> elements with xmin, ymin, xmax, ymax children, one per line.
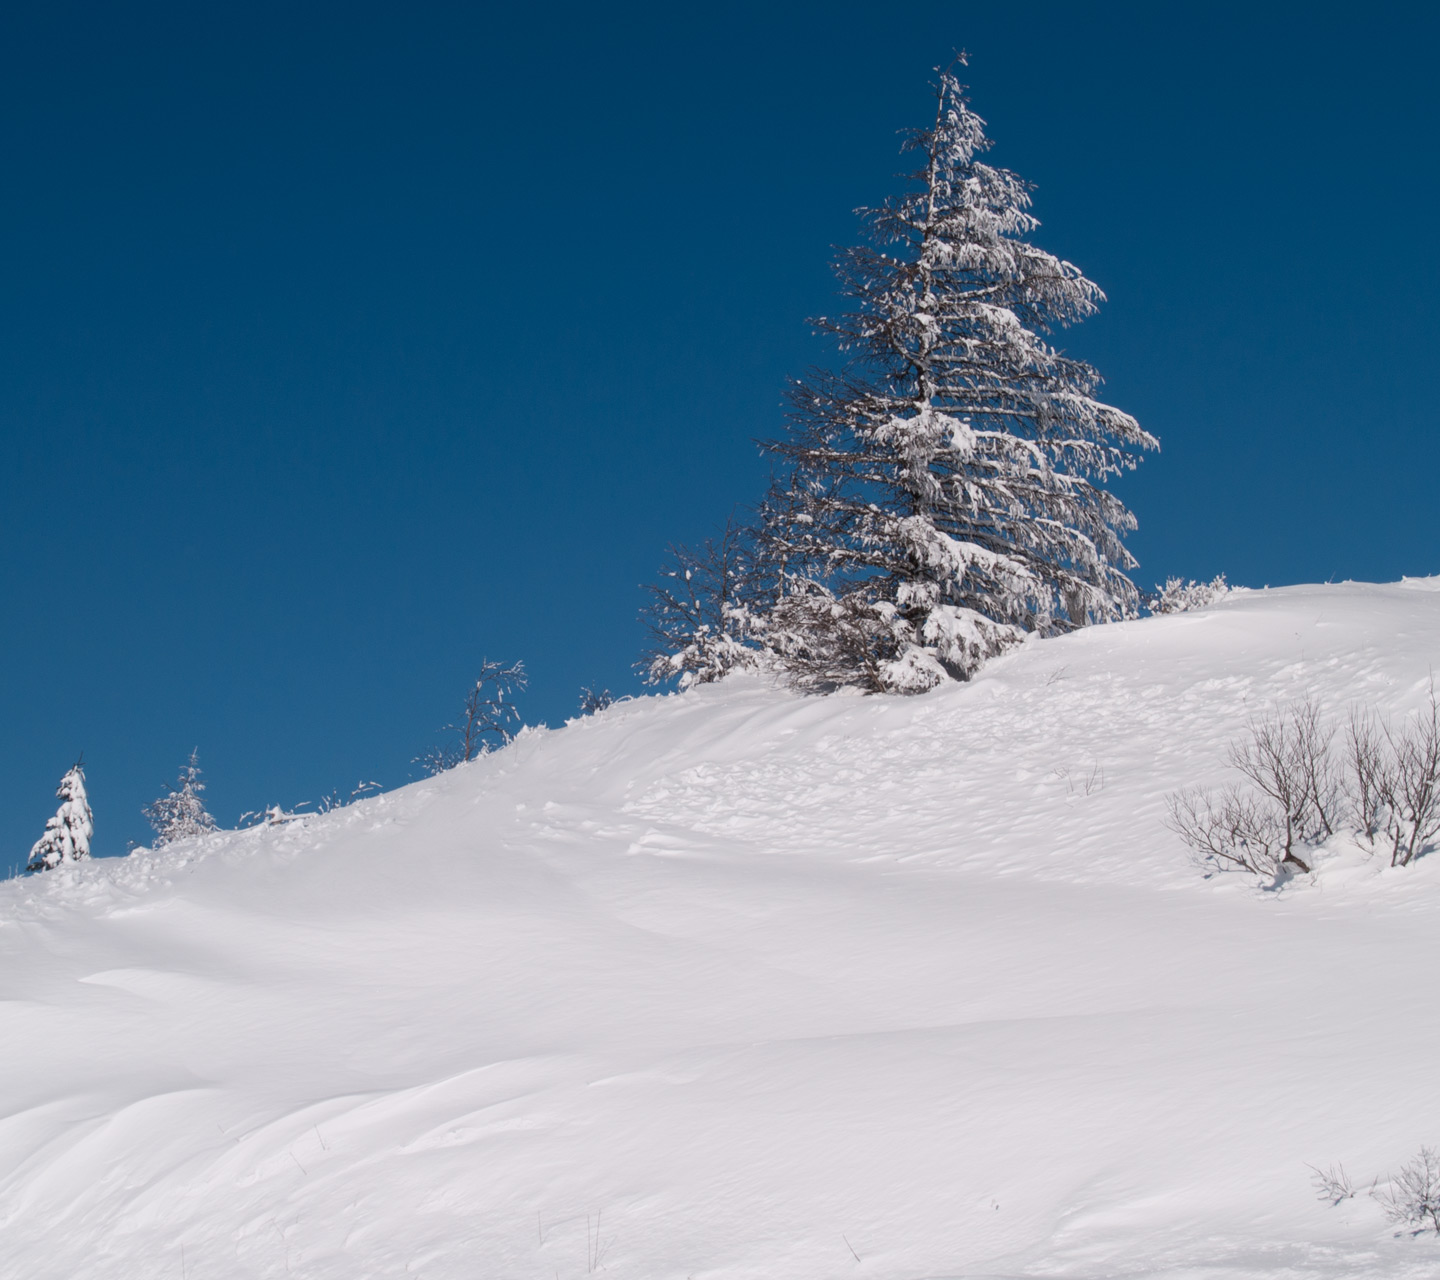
<box><xmin>5</xmin><ymin>581</ymin><xmax>1440</xmax><ymax>1280</ymax></box>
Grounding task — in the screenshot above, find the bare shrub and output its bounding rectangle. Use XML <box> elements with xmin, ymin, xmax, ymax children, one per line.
<box><xmin>1308</xmin><ymin>1162</ymin><xmax>1358</xmax><ymax>1205</ymax></box>
<box><xmin>1374</xmin><ymin>1147</ymin><xmax>1440</xmax><ymax>1233</ymax></box>
<box><xmin>414</xmin><ymin>744</ymin><xmax>464</xmax><ymax>776</ymax></box>
<box><xmin>1167</xmin><ymin>785</ymin><xmax>1292</xmax><ymax>875</ymax></box>
<box><xmin>578</xmin><ymin>686</ymin><xmax>614</xmax><ymax>716</ymax></box>
<box><xmin>316</xmin><ymin>781</ymin><xmax>382</xmax><ymax>814</ymax></box>
<box><xmin>1173</xmin><ymin>686</ymin><xmax>1440</xmax><ymax>879</ymax></box>
<box><xmin>1168</xmin><ymin>697</ymin><xmax>1338</xmax><ymax>877</ymax></box>
<box><xmin>1345</xmin><ymin>689</ymin><xmax>1440</xmax><ymax>867</ymax></box>
<box><xmin>417</xmin><ymin>660</ymin><xmax>527</xmax><ymax>775</ymax></box>
<box><xmin>1388</xmin><ymin>693</ymin><xmax>1440</xmax><ymax>866</ymax></box>
<box><xmin>1055</xmin><ymin>760</ymin><xmax>1104</xmax><ymax>798</ymax></box>
<box><xmin>1346</xmin><ymin>708</ymin><xmax>1389</xmax><ymax>844</ymax></box>
<box><xmin>1292</xmin><ymin>700</ymin><xmax>1343</xmax><ymax>839</ymax></box>
<box><xmin>1226</xmin><ymin>697</ymin><xmax>1337</xmax><ymax>863</ymax></box>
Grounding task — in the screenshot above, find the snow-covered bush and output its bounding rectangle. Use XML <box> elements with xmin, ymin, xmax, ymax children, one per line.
<box><xmin>240</xmin><ymin>804</ymin><xmax>308</xmax><ymax>827</ymax></box>
<box><xmin>756</xmin><ymin>59</ymin><xmax>1154</xmax><ymax>694</ymax></box>
<box><xmin>144</xmin><ymin>750</ymin><xmax>217</xmax><ymax>846</ymax></box>
<box><xmin>1375</xmin><ymin>1147</ymin><xmax>1440</xmax><ymax>1234</ymax></box>
<box><xmin>578</xmin><ymin>686</ymin><xmax>614</xmax><ymax>715</ymax></box>
<box><xmin>1150</xmin><ymin>575</ymin><xmax>1230</xmax><ymax>614</ymax></box>
<box><xmin>417</xmin><ymin>660</ymin><xmax>527</xmax><ymax>774</ymax></box>
<box><xmin>578</xmin><ymin>685</ymin><xmax>613</xmax><ymax>714</ymax></box>
<box><xmin>27</xmin><ymin>763</ymin><xmax>93</xmax><ymax>872</ymax></box>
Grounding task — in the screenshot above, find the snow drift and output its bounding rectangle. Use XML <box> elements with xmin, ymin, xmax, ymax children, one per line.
<box><xmin>4</xmin><ymin>581</ymin><xmax>1440</xmax><ymax>1279</ymax></box>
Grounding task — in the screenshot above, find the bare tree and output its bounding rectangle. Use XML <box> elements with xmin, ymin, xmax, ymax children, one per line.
<box><xmin>417</xmin><ymin>660</ymin><xmax>527</xmax><ymax>775</ymax></box>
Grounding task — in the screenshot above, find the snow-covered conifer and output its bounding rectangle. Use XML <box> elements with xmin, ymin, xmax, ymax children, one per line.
<box><xmin>27</xmin><ymin>763</ymin><xmax>94</xmax><ymax>872</ymax></box>
<box><xmin>641</xmin><ymin>519</ymin><xmax>767</xmax><ymax>688</ymax></box>
<box><xmin>144</xmin><ymin>750</ymin><xmax>217</xmax><ymax>846</ymax></box>
<box><xmin>760</xmin><ymin>59</ymin><xmax>1157</xmax><ymax>693</ymax></box>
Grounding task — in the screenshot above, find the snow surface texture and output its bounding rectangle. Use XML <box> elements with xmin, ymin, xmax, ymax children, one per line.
<box><xmin>4</xmin><ymin>582</ymin><xmax>1440</xmax><ymax>1280</ymax></box>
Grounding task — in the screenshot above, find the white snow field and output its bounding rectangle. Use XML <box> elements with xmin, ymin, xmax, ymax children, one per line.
<box><xmin>5</xmin><ymin>581</ymin><xmax>1440</xmax><ymax>1280</ymax></box>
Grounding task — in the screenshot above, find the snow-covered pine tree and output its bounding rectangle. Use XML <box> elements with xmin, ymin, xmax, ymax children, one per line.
<box><xmin>144</xmin><ymin>750</ymin><xmax>217</xmax><ymax>846</ymax></box>
<box><xmin>27</xmin><ymin>762</ymin><xmax>94</xmax><ymax>872</ymax></box>
<box><xmin>760</xmin><ymin>59</ymin><xmax>1157</xmax><ymax>694</ymax></box>
<box><xmin>641</xmin><ymin>518</ymin><xmax>768</xmax><ymax>688</ymax></box>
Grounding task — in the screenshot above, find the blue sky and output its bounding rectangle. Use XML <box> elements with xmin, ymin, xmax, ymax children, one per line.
<box><xmin>3</xmin><ymin>1</ymin><xmax>1437</xmax><ymax>860</ymax></box>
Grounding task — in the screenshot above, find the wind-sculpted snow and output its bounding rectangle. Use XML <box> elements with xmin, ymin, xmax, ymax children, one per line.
<box><xmin>3</xmin><ymin>582</ymin><xmax>1440</xmax><ymax>1278</ymax></box>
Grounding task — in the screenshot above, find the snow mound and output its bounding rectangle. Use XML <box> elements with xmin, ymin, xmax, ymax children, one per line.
<box><xmin>4</xmin><ymin>581</ymin><xmax>1440</xmax><ymax>1279</ymax></box>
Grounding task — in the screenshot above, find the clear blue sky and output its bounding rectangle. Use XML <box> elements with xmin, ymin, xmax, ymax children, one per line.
<box><xmin>3</xmin><ymin>1</ymin><xmax>1436</xmax><ymax>860</ymax></box>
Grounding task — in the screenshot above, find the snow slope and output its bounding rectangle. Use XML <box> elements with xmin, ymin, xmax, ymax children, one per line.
<box><xmin>4</xmin><ymin>581</ymin><xmax>1440</xmax><ymax>1280</ymax></box>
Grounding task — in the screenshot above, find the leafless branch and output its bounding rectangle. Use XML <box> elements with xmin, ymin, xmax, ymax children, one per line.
<box><xmin>1308</xmin><ymin>1161</ymin><xmax>1357</xmax><ymax>1205</ymax></box>
<box><xmin>1166</xmin><ymin>785</ymin><xmax>1292</xmax><ymax>876</ymax></box>
<box><xmin>417</xmin><ymin>659</ymin><xmax>528</xmax><ymax>775</ymax></box>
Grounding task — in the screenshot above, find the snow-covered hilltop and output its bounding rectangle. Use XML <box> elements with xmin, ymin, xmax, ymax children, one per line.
<box><xmin>4</xmin><ymin>581</ymin><xmax>1440</xmax><ymax>1280</ymax></box>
